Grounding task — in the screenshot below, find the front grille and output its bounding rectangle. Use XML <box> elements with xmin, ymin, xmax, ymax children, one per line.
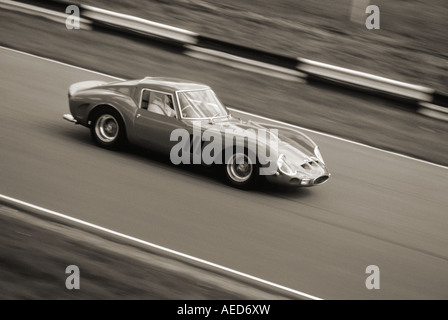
<box><xmin>314</xmin><ymin>175</ymin><xmax>329</xmax><ymax>185</ymax></box>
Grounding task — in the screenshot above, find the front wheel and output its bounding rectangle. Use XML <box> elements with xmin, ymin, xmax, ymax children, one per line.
<box><xmin>224</xmin><ymin>151</ymin><xmax>258</xmax><ymax>189</ymax></box>
<box><xmin>90</xmin><ymin>110</ymin><xmax>126</xmax><ymax>149</ymax></box>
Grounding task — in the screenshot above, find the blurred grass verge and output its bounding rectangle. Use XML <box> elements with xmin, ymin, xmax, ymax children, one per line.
<box><xmin>0</xmin><ymin>204</ymin><xmax>292</xmax><ymax>299</ymax></box>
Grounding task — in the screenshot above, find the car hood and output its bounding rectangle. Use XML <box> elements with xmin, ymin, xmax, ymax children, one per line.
<box><xmin>69</xmin><ymin>80</ymin><xmax>109</xmax><ymax>96</ymax></box>
<box><xmin>183</xmin><ymin>117</ymin><xmax>318</xmax><ymax>164</ymax></box>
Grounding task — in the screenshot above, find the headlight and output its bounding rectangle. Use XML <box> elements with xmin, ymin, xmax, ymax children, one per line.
<box><xmin>300</xmin><ymin>178</ymin><xmax>311</xmax><ymax>185</ymax></box>
<box><xmin>277</xmin><ymin>154</ymin><xmax>297</xmax><ymax>176</ymax></box>
<box><xmin>314</xmin><ymin>146</ymin><xmax>325</xmax><ymax>164</ymax></box>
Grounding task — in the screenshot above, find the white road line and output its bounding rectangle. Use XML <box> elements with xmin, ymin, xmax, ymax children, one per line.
<box><xmin>0</xmin><ymin>193</ymin><xmax>322</xmax><ymax>300</ymax></box>
<box><xmin>0</xmin><ymin>46</ymin><xmax>123</xmax><ymax>81</ymax></box>
<box><xmin>2</xmin><ymin>45</ymin><xmax>447</xmax><ymax>171</ymax></box>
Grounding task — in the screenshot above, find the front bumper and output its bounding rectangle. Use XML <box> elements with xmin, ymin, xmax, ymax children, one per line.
<box><xmin>63</xmin><ymin>113</ymin><xmax>78</xmax><ymax>124</ymax></box>
<box><xmin>264</xmin><ymin>169</ymin><xmax>330</xmax><ymax>187</ymax></box>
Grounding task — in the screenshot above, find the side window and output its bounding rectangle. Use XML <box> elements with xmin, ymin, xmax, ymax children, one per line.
<box><xmin>141</xmin><ymin>89</ymin><xmax>150</xmax><ymax>110</ymax></box>
<box><xmin>162</xmin><ymin>95</ymin><xmax>175</xmax><ymax>117</ymax></box>
<box><xmin>143</xmin><ymin>90</ymin><xmax>176</xmax><ymax>117</ymax></box>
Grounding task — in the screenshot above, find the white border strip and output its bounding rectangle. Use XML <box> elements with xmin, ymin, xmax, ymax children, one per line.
<box><xmin>2</xmin><ymin>46</ymin><xmax>447</xmax><ymax>171</ymax></box>
<box><xmin>0</xmin><ymin>193</ymin><xmax>322</xmax><ymax>300</ymax></box>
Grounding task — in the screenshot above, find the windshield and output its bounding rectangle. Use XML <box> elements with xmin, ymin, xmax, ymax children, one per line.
<box><xmin>177</xmin><ymin>89</ymin><xmax>228</xmax><ymax>119</ymax></box>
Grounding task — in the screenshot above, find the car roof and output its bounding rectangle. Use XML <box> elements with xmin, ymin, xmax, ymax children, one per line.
<box><xmin>135</xmin><ymin>77</ymin><xmax>210</xmax><ymax>93</ymax></box>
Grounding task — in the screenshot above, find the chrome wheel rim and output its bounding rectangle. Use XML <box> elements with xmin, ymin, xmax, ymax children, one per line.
<box><xmin>95</xmin><ymin>114</ymin><xmax>119</xmax><ymax>143</ymax></box>
<box><xmin>226</xmin><ymin>153</ymin><xmax>253</xmax><ymax>183</ymax></box>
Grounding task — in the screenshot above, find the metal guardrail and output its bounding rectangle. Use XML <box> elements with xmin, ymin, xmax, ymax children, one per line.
<box><xmin>82</xmin><ymin>5</ymin><xmax>199</xmax><ymax>46</ymax></box>
<box><xmin>297</xmin><ymin>58</ymin><xmax>435</xmax><ymax>102</ymax></box>
<box><xmin>2</xmin><ymin>0</ymin><xmax>448</xmax><ymax>120</ymax></box>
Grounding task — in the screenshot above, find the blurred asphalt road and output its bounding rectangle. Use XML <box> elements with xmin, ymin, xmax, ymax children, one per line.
<box><xmin>1</xmin><ymin>47</ymin><xmax>447</xmax><ymax>299</ymax></box>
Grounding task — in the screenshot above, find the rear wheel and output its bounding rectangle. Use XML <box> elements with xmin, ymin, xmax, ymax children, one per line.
<box><xmin>90</xmin><ymin>109</ymin><xmax>126</xmax><ymax>149</ymax></box>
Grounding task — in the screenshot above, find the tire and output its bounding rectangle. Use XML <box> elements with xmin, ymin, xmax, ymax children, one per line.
<box><xmin>223</xmin><ymin>149</ymin><xmax>258</xmax><ymax>189</ymax></box>
<box><xmin>90</xmin><ymin>109</ymin><xmax>126</xmax><ymax>149</ymax></box>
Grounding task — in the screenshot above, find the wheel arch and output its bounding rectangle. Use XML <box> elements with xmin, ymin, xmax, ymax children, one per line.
<box><xmin>88</xmin><ymin>104</ymin><xmax>125</xmax><ymax>127</ymax></box>
<box><xmin>217</xmin><ymin>143</ymin><xmax>259</xmax><ymax>166</ymax></box>
<box><xmin>88</xmin><ymin>104</ymin><xmax>129</xmax><ymax>147</ymax></box>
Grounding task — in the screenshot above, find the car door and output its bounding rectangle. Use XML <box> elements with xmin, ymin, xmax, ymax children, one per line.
<box><xmin>134</xmin><ymin>89</ymin><xmax>185</xmax><ymax>153</ymax></box>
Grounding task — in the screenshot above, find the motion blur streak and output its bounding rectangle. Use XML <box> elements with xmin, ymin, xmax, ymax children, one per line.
<box><xmin>1</xmin><ymin>47</ymin><xmax>447</xmax><ymax>299</ymax></box>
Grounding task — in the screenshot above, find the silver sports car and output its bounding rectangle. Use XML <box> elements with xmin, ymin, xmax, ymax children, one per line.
<box><xmin>63</xmin><ymin>77</ymin><xmax>330</xmax><ymax>188</ymax></box>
